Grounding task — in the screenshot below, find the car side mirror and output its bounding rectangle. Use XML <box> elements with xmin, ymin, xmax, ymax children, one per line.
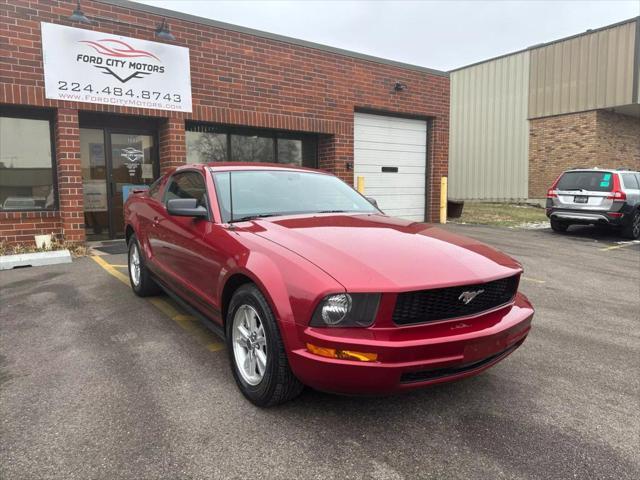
<box><xmin>167</xmin><ymin>198</ymin><xmax>208</xmax><ymax>218</ymax></box>
<box><xmin>366</xmin><ymin>197</ymin><xmax>379</xmax><ymax>208</ymax></box>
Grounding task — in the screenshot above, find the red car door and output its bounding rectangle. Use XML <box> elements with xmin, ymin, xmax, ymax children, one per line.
<box><xmin>152</xmin><ymin>171</ymin><xmax>216</xmax><ymax>309</ymax></box>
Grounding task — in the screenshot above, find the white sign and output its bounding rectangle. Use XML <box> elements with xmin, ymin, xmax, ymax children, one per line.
<box><xmin>83</xmin><ymin>180</ymin><xmax>108</xmax><ymax>212</ymax></box>
<box><xmin>141</xmin><ymin>163</ymin><xmax>153</xmax><ymax>179</ymax></box>
<box><xmin>41</xmin><ymin>22</ymin><xmax>192</xmax><ymax>112</ymax></box>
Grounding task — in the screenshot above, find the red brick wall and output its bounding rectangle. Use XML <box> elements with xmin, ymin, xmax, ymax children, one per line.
<box><xmin>529</xmin><ymin>111</ymin><xmax>640</xmax><ymax>198</ymax></box>
<box><xmin>0</xmin><ymin>0</ymin><xmax>449</xmax><ymax>245</ymax></box>
<box><xmin>54</xmin><ymin>108</ymin><xmax>84</xmax><ymax>242</ymax></box>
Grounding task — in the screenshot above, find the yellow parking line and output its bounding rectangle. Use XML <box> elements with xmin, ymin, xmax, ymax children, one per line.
<box><xmin>91</xmin><ymin>255</ymin><xmax>130</xmax><ymax>285</ymax></box>
<box><xmin>522</xmin><ymin>276</ymin><xmax>545</xmax><ymax>284</ymax></box>
<box><xmin>91</xmin><ymin>256</ymin><xmax>225</xmax><ymax>352</ymax></box>
<box><xmin>600</xmin><ymin>242</ymin><xmax>639</xmax><ymax>251</ymax></box>
<box><xmin>110</xmin><ymin>264</ymin><xmax>128</xmax><ymax>268</ymax></box>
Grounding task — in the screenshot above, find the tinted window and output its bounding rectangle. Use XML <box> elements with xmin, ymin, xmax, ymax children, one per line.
<box><xmin>212</xmin><ymin>170</ymin><xmax>377</xmax><ymax>223</ymax></box>
<box><xmin>186</xmin><ymin>130</ymin><xmax>227</xmax><ymax>163</ymax></box>
<box><xmin>277</xmin><ymin>139</ymin><xmax>302</xmax><ymax>165</ymax></box>
<box><xmin>0</xmin><ymin>115</ymin><xmax>55</xmax><ymax>211</ymax></box>
<box><xmin>556</xmin><ymin>171</ymin><xmax>614</xmax><ymax>192</ymax></box>
<box><xmin>185</xmin><ymin>124</ymin><xmax>317</xmax><ymax>168</ymax></box>
<box><xmin>165</xmin><ymin>172</ymin><xmax>208</xmax><ymax>207</ymax></box>
<box><xmin>621</xmin><ymin>173</ymin><xmax>639</xmax><ymax>190</ymax></box>
<box><xmin>231</xmin><ymin>134</ymin><xmax>275</xmax><ymax>163</ymax></box>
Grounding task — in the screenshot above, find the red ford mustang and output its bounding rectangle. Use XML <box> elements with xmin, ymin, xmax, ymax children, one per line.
<box><xmin>124</xmin><ymin>163</ymin><xmax>534</xmax><ymax>406</ymax></box>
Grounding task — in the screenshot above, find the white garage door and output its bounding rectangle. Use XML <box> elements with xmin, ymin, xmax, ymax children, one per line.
<box><xmin>354</xmin><ymin>112</ymin><xmax>427</xmax><ymax>221</ymax></box>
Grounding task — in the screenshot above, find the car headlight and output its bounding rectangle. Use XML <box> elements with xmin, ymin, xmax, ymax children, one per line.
<box><xmin>310</xmin><ymin>293</ymin><xmax>380</xmax><ymax>327</ymax></box>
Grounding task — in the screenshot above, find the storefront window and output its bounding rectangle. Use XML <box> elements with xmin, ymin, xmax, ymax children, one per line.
<box><xmin>231</xmin><ymin>134</ymin><xmax>275</xmax><ymax>163</ymax></box>
<box><xmin>277</xmin><ymin>139</ymin><xmax>302</xmax><ymax>165</ymax></box>
<box><xmin>186</xmin><ymin>130</ymin><xmax>227</xmax><ymax>163</ymax></box>
<box><xmin>0</xmin><ymin>114</ymin><xmax>55</xmax><ymax>211</ymax></box>
<box><xmin>185</xmin><ymin>124</ymin><xmax>317</xmax><ymax>168</ymax></box>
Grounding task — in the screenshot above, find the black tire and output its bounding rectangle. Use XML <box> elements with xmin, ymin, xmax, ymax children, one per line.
<box><xmin>226</xmin><ymin>283</ymin><xmax>303</xmax><ymax>407</ymax></box>
<box><xmin>127</xmin><ymin>234</ymin><xmax>161</xmax><ymax>297</ymax></box>
<box><xmin>621</xmin><ymin>210</ymin><xmax>640</xmax><ymax>240</ymax></box>
<box><xmin>550</xmin><ymin>218</ymin><xmax>569</xmax><ymax>233</ymax></box>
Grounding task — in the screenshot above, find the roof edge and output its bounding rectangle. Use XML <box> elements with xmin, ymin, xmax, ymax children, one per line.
<box><xmin>98</xmin><ymin>0</ymin><xmax>448</xmax><ymax>78</ymax></box>
<box><xmin>449</xmin><ymin>16</ymin><xmax>639</xmax><ymax>73</ymax></box>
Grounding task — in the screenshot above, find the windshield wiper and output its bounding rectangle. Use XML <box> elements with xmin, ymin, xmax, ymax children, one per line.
<box><xmin>231</xmin><ymin>213</ymin><xmax>278</xmax><ymax>223</ymax></box>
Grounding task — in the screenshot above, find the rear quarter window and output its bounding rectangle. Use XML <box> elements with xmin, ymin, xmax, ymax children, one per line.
<box><xmin>621</xmin><ymin>173</ymin><xmax>639</xmax><ymax>190</ymax></box>
<box><xmin>556</xmin><ymin>171</ymin><xmax>614</xmax><ymax>192</ymax></box>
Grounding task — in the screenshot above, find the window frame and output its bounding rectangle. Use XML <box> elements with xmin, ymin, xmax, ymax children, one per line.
<box><xmin>0</xmin><ymin>106</ymin><xmax>58</xmax><ymax>212</ymax></box>
<box><xmin>185</xmin><ymin>122</ymin><xmax>318</xmax><ymax>168</ymax></box>
<box><xmin>162</xmin><ymin>169</ymin><xmax>212</xmax><ymax>221</ymax></box>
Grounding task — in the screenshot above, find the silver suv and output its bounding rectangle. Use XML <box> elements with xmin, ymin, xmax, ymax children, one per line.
<box><xmin>546</xmin><ymin>168</ymin><xmax>640</xmax><ymax>239</ymax></box>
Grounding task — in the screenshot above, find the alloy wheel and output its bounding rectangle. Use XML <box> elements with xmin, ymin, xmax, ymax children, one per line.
<box><xmin>633</xmin><ymin>212</ymin><xmax>640</xmax><ymax>238</ymax></box>
<box><xmin>129</xmin><ymin>243</ymin><xmax>141</xmax><ymax>287</ymax></box>
<box><xmin>232</xmin><ymin>304</ymin><xmax>268</xmax><ymax>386</ymax></box>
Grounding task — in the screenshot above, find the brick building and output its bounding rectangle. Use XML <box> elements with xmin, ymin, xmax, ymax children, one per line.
<box><xmin>0</xmin><ymin>0</ymin><xmax>449</xmax><ymax>245</ymax></box>
<box><xmin>448</xmin><ymin>17</ymin><xmax>640</xmax><ymax>202</ymax></box>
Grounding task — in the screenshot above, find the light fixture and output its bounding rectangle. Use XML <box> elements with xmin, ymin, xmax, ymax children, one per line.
<box><xmin>68</xmin><ymin>0</ymin><xmax>92</xmax><ymax>24</ymax></box>
<box><xmin>394</xmin><ymin>81</ymin><xmax>408</xmax><ymax>92</ymax></box>
<box><xmin>155</xmin><ymin>19</ymin><xmax>175</xmax><ymax>41</ymax></box>
<box><xmin>67</xmin><ymin>2</ymin><xmax>176</xmax><ymax>43</ymax></box>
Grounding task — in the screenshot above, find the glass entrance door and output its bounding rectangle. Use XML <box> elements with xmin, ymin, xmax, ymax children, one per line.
<box><xmin>80</xmin><ymin>128</ymin><xmax>157</xmax><ymax>240</ymax></box>
<box><xmin>108</xmin><ymin>133</ymin><xmax>156</xmax><ymax>238</ymax></box>
<box><xmin>81</xmin><ymin>128</ymin><xmax>109</xmax><ymax>240</ymax></box>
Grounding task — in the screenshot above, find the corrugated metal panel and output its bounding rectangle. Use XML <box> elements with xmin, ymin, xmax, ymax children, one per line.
<box><xmin>449</xmin><ymin>51</ymin><xmax>530</xmax><ymax>201</ymax></box>
<box><xmin>529</xmin><ymin>21</ymin><xmax>636</xmax><ymax>118</ymax></box>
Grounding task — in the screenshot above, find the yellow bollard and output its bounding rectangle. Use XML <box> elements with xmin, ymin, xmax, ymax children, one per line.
<box><xmin>440</xmin><ymin>177</ymin><xmax>448</xmax><ymax>224</ymax></box>
<box><xmin>357</xmin><ymin>176</ymin><xmax>365</xmax><ymax>194</ymax></box>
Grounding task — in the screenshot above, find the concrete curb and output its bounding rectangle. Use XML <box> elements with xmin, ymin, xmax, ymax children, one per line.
<box><xmin>0</xmin><ymin>250</ymin><xmax>72</xmax><ymax>271</ymax></box>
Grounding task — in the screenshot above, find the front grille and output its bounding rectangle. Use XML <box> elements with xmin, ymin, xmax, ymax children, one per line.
<box><xmin>400</xmin><ymin>339</ymin><xmax>524</xmax><ymax>384</ymax></box>
<box><xmin>392</xmin><ymin>275</ymin><xmax>519</xmax><ymax>325</ymax></box>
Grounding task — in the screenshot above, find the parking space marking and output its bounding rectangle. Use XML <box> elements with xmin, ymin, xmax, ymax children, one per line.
<box><xmin>91</xmin><ymin>255</ymin><xmax>130</xmax><ymax>285</ymax></box>
<box><xmin>522</xmin><ymin>276</ymin><xmax>545</xmax><ymax>284</ymax></box>
<box><xmin>600</xmin><ymin>240</ymin><xmax>640</xmax><ymax>251</ymax></box>
<box><xmin>110</xmin><ymin>264</ymin><xmax>128</xmax><ymax>268</ymax></box>
<box><xmin>91</xmin><ymin>256</ymin><xmax>225</xmax><ymax>353</ymax></box>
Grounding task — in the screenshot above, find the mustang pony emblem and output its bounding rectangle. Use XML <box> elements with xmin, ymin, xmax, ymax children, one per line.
<box><xmin>458</xmin><ymin>289</ymin><xmax>485</xmax><ymax>305</ymax></box>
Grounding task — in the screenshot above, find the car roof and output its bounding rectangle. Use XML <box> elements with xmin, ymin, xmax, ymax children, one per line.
<box><xmin>564</xmin><ymin>168</ymin><xmax>639</xmax><ymax>174</ymax></box>
<box><xmin>173</xmin><ymin>162</ymin><xmax>330</xmax><ymax>175</ymax></box>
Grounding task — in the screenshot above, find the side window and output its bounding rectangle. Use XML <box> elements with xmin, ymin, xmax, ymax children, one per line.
<box><xmin>621</xmin><ymin>173</ymin><xmax>639</xmax><ymax>190</ymax></box>
<box><xmin>147</xmin><ymin>177</ymin><xmax>162</xmax><ymax>200</ymax></box>
<box><xmin>164</xmin><ymin>171</ymin><xmax>208</xmax><ymax>208</ymax></box>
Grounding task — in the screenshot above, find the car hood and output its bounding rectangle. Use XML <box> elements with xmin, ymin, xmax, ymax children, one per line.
<box><xmin>243</xmin><ymin>214</ymin><xmax>522</xmax><ymax>291</ymax></box>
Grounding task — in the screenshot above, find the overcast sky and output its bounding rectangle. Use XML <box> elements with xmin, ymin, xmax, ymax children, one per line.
<box><xmin>137</xmin><ymin>0</ymin><xmax>640</xmax><ymax>71</ymax></box>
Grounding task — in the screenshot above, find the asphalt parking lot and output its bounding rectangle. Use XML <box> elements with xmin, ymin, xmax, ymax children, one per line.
<box><xmin>1</xmin><ymin>224</ymin><xmax>638</xmax><ymax>480</ymax></box>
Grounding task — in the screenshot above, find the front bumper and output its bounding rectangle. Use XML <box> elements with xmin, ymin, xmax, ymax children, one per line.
<box><xmin>288</xmin><ymin>293</ymin><xmax>533</xmax><ymax>394</ymax></box>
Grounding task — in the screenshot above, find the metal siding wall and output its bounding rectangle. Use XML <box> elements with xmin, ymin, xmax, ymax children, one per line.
<box><xmin>449</xmin><ymin>51</ymin><xmax>530</xmax><ymax>201</ymax></box>
<box><xmin>529</xmin><ymin>21</ymin><xmax>636</xmax><ymax>118</ymax></box>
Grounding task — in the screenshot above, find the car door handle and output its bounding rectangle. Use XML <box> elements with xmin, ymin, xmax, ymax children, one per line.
<box><xmin>152</xmin><ymin>216</ymin><xmax>160</xmax><ymax>227</ymax></box>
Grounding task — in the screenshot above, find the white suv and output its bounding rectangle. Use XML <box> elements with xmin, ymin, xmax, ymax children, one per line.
<box><xmin>546</xmin><ymin>169</ymin><xmax>640</xmax><ymax>239</ymax></box>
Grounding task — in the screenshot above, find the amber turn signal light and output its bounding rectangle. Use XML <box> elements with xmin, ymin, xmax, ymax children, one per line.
<box><xmin>306</xmin><ymin>343</ymin><xmax>378</xmax><ymax>362</ymax></box>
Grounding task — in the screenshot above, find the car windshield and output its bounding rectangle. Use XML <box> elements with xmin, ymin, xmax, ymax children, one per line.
<box><xmin>556</xmin><ymin>171</ymin><xmax>614</xmax><ymax>192</ymax></box>
<box><xmin>211</xmin><ymin>169</ymin><xmax>378</xmax><ymax>222</ymax></box>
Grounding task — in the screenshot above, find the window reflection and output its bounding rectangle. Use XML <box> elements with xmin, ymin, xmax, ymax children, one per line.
<box><xmin>231</xmin><ymin>134</ymin><xmax>275</xmax><ymax>163</ymax></box>
<box><xmin>0</xmin><ymin>116</ymin><xmax>55</xmax><ymax>211</ymax></box>
<box><xmin>185</xmin><ymin>124</ymin><xmax>318</xmax><ymax>167</ymax></box>
<box><xmin>186</xmin><ymin>131</ymin><xmax>227</xmax><ymax>163</ymax></box>
<box><xmin>277</xmin><ymin>139</ymin><xmax>302</xmax><ymax>165</ymax></box>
